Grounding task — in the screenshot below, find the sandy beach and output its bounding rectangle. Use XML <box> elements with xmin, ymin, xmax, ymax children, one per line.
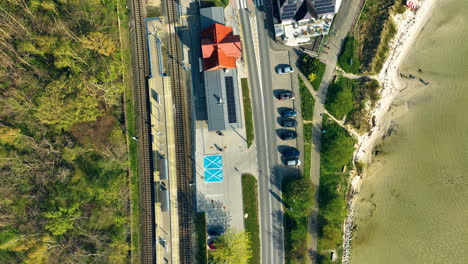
<box><xmin>342</xmin><ymin>0</ymin><xmax>439</xmax><ymax>263</ymax></box>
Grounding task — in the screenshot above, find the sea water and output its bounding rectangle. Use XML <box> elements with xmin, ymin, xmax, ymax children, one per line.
<box><xmin>350</xmin><ymin>0</ymin><xmax>468</xmax><ymax>263</ymax></box>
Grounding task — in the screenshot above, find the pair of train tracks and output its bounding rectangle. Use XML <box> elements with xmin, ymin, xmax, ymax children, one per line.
<box><xmin>129</xmin><ymin>0</ymin><xmax>192</xmax><ymax>262</ymax></box>
<box><xmin>129</xmin><ymin>0</ymin><xmax>155</xmax><ymax>263</ymax></box>
<box><xmin>164</xmin><ymin>0</ymin><xmax>194</xmax><ymax>263</ymax></box>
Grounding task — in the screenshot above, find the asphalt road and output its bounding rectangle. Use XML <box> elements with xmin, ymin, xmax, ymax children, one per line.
<box><xmin>239</xmin><ymin>8</ymin><xmax>285</xmax><ymax>264</ymax></box>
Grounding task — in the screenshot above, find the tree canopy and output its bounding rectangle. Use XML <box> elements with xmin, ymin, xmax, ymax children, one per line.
<box><xmin>210</xmin><ymin>230</ymin><xmax>253</xmax><ymax>264</ymax></box>
<box><xmin>0</xmin><ymin>0</ymin><xmax>130</xmax><ymax>263</ymax></box>
<box><xmin>325</xmin><ymin>76</ymin><xmax>356</xmax><ymax>119</ymax></box>
<box><xmin>283</xmin><ymin>178</ymin><xmax>315</xmax><ymax>219</ymax></box>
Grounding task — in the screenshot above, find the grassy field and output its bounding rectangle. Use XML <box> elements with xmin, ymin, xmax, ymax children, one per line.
<box><xmin>337</xmin><ymin>36</ymin><xmax>361</xmax><ymax>74</ymax></box>
<box><xmin>195</xmin><ymin>213</ymin><xmax>208</xmax><ymax>264</ymax></box>
<box><xmin>242</xmin><ymin>78</ymin><xmax>255</xmax><ymax>148</ymax></box>
<box><xmin>298</xmin><ymin>76</ymin><xmax>315</xmax><ymax>121</ymax></box>
<box><xmin>303</xmin><ymin>123</ymin><xmax>313</xmax><ymax>180</ymax></box>
<box><xmin>118</xmin><ymin>0</ymin><xmax>140</xmax><ymax>261</ymax></box>
<box><xmin>241</xmin><ymin>174</ymin><xmax>260</xmax><ymax>264</ymax></box>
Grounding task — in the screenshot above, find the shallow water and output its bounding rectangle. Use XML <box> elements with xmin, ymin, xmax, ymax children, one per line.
<box><xmin>350</xmin><ymin>0</ymin><xmax>468</xmax><ymax>263</ymax></box>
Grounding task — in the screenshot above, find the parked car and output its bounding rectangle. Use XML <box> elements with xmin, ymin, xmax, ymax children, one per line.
<box><xmin>276</xmin><ymin>65</ymin><xmax>294</xmax><ymax>74</ymax></box>
<box><xmin>280</xmin><ymin>118</ymin><xmax>297</xmax><ymax>128</ymax></box>
<box><xmin>279</xmin><ymin>131</ymin><xmax>297</xmax><ymax>140</ymax></box>
<box><xmin>278</xmin><ymin>91</ymin><xmax>295</xmax><ymax>100</ymax></box>
<box><xmin>283</xmin><ymin>148</ymin><xmax>300</xmax><ymax>158</ymax></box>
<box><xmin>281</xmin><ymin>108</ymin><xmax>297</xmax><ymax>117</ymax></box>
<box><xmin>286</xmin><ymin>159</ymin><xmax>301</xmax><ymax>166</ymax></box>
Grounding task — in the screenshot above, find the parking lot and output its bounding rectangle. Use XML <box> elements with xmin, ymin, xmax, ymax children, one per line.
<box><xmin>269</xmin><ymin>50</ymin><xmax>304</xmax><ymax>174</ymax></box>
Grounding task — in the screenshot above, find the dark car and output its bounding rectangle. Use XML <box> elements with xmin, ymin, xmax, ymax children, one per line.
<box><xmin>278</xmin><ymin>91</ymin><xmax>295</xmax><ymax>100</ymax></box>
<box><xmin>283</xmin><ymin>148</ymin><xmax>300</xmax><ymax>158</ymax></box>
<box><xmin>280</xmin><ymin>118</ymin><xmax>297</xmax><ymax>128</ymax></box>
<box><xmin>279</xmin><ymin>131</ymin><xmax>297</xmax><ymax>140</ymax></box>
<box><xmin>281</xmin><ymin>108</ymin><xmax>297</xmax><ymax>117</ymax></box>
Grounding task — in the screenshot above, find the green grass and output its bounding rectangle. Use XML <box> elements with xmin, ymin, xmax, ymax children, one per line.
<box><xmin>303</xmin><ymin>123</ymin><xmax>313</xmax><ymax>179</ymax></box>
<box><xmin>126</xmin><ymin>96</ymin><xmax>140</xmax><ymax>262</ymax></box>
<box><xmin>317</xmin><ymin>116</ymin><xmax>356</xmax><ymax>263</ymax></box>
<box><xmin>337</xmin><ymin>36</ymin><xmax>361</xmax><ymax>74</ymax></box>
<box><xmin>119</xmin><ymin>0</ymin><xmax>140</xmax><ymax>259</ymax></box>
<box><xmin>298</xmin><ymin>76</ymin><xmax>315</xmax><ymax>121</ymax></box>
<box><xmin>299</xmin><ymin>56</ymin><xmax>326</xmax><ymax>90</ymax></box>
<box><xmin>371</xmin><ymin>18</ymin><xmax>397</xmax><ymax>73</ymax></box>
<box><xmin>241</xmin><ymin>78</ymin><xmax>254</xmax><ymax>148</ymax></box>
<box><xmin>356</xmin><ymin>0</ymin><xmax>400</xmax><ymax>73</ymax></box>
<box><xmin>241</xmin><ymin>174</ymin><xmax>260</xmax><ymax>264</ymax></box>
<box><xmin>195</xmin><ymin>213</ymin><xmax>208</xmax><ymax>264</ymax></box>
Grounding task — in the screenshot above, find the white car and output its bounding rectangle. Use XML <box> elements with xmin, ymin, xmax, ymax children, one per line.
<box><xmin>286</xmin><ymin>159</ymin><xmax>301</xmax><ymax>166</ymax></box>
<box><xmin>276</xmin><ymin>65</ymin><xmax>294</xmax><ymax>74</ymax></box>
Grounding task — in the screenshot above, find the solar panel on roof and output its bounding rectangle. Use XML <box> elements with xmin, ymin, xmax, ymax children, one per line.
<box><xmin>225</xmin><ymin>77</ymin><xmax>237</xmax><ymax>124</ymax></box>
<box><xmin>317</xmin><ymin>6</ymin><xmax>334</xmax><ymax>13</ymax></box>
<box><xmin>284</xmin><ymin>5</ymin><xmax>297</xmax><ymax>11</ymax></box>
<box><xmin>282</xmin><ymin>12</ymin><xmax>295</xmax><ymax>20</ymax></box>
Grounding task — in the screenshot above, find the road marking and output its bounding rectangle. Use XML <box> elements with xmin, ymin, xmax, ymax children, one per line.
<box><xmin>250</xmin><ymin>19</ymin><xmax>275</xmax><ymax>264</ymax></box>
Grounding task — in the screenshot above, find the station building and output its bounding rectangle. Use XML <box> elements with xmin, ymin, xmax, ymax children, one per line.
<box><xmin>200</xmin><ymin>7</ymin><xmax>243</xmax><ymax>131</ymax></box>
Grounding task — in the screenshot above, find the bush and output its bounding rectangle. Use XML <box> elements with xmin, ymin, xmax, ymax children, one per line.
<box><xmin>299</xmin><ymin>56</ymin><xmax>326</xmax><ymax>90</ymax></box>
<box><xmin>195</xmin><ymin>213</ymin><xmax>208</xmax><ymax>264</ymax></box>
<box><xmin>325</xmin><ymin>76</ymin><xmax>356</xmax><ymax>119</ymax></box>
<box><xmin>241</xmin><ymin>78</ymin><xmax>255</xmax><ymax>147</ymax></box>
<box><xmin>283</xmin><ymin>177</ymin><xmax>315</xmax><ymax>264</ymax></box>
<box><xmin>317</xmin><ymin>117</ymin><xmax>356</xmax><ymax>261</ymax></box>
<box><xmin>338</xmin><ymin>37</ymin><xmax>361</xmax><ymax>74</ymax></box>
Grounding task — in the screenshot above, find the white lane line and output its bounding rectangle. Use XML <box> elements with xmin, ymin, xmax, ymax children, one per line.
<box><xmin>250</xmin><ymin>15</ymin><xmax>275</xmax><ymax>263</ymax></box>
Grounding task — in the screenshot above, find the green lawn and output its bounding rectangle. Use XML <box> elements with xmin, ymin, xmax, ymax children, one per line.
<box><xmin>241</xmin><ymin>174</ymin><xmax>260</xmax><ymax>264</ymax></box>
<box><xmin>241</xmin><ymin>78</ymin><xmax>255</xmax><ymax>148</ymax></box>
<box><xmin>337</xmin><ymin>36</ymin><xmax>361</xmax><ymax>74</ymax></box>
<box><xmin>303</xmin><ymin>123</ymin><xmax>313</xmax><ymax>179</ymax></box>
<box><xmin>195</xmin><ymin>213</ymin><xmax>208</xmax><ymax>264</ymax></box>
<box><xmin>119</xmin><ymin>0</ymin><xmax>140</xmax><ymax>260</ymax></box>
<box><xmin>298</xmin><ymin>76</ymin><xmax>315</xmax><ymax>121</ymax></box>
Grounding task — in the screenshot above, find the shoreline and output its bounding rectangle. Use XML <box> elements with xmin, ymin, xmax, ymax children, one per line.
<box><xmin>342</xmin><ymin>0</ymin><xmax>439</xmax><ymax>263</ymax></box>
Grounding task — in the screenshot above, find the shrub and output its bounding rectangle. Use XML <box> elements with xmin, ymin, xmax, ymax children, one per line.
<box><xmin>283</xmin><ymin>177</ymin><xmax>315</xmax><ymax>264</ymax></box>
<box><xmin>299</xmin><ymin>56</ymin><xmax>326</xmax><ymax>90</ymax></box>
<box><xmin>325</xmin><ymin>76</ymin><xmax>356</xmax><ymax>119</ymax></box>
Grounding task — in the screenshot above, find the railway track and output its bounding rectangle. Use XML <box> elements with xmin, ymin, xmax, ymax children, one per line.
<box><xmin>165</xmin><ymin>0</ymin><xmax>194</xmax><ymax>263</ymax></box>
<box><xmin>128</xmin><ymin>0</ymin><xmax>155</xmax><ymax>263</ymax></box>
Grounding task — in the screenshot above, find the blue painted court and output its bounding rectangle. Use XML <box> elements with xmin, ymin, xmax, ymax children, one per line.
<box><xmin>204</xmin><ymin>155</ymin><xmax>223</xmax><ymax>183</ymax></box>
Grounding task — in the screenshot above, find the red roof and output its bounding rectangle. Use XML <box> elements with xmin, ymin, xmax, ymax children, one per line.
<box><xmin>201</xmin><ymin>23</ymin><xmax>242</xmax><ymax>71</ymax></box>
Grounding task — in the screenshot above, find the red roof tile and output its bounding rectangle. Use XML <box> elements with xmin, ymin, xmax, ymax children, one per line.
<box><xmin>201</xmin><ymin>23</ymin><xmax>242</xmax><ymax>71</ymax></box>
